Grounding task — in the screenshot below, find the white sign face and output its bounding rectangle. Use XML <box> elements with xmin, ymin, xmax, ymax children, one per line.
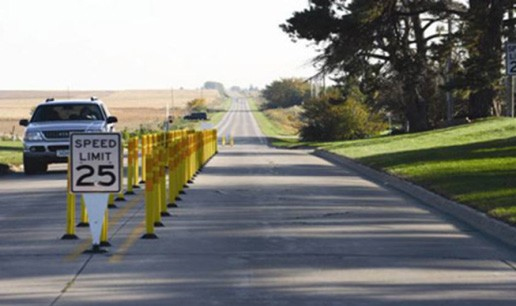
<box><xmin>507</xmin><ymin>43</ymin><xmax>516</xmax><ymax>76</ymax></box>
<box><xmin>70</xmin><ymin>133</ymin><xmax>121</xmax><ymax>193</ymax></box>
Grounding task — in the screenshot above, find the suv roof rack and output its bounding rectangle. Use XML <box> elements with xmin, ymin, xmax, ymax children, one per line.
<box><xmin>45</xmin><ymin>98</ymin><xmax>55</xmax><ymax>102</ymax></box>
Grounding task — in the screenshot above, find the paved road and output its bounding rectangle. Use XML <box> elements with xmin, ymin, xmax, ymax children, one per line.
<box><xmin>1</xmin><ymin>98</ymin><xmax>516</xmax><ymax>305</ymax></box>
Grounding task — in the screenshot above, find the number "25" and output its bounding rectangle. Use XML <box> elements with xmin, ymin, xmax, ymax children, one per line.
<box><xmin>76</xmin><ymin>165</ymin><xmax>116</xmax><ymax>187</ymax></box>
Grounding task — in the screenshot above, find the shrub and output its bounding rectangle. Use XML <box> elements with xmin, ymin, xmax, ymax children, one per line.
<box><xmin>301</xmin><ymin>88</ymin><xmax>387</xmax><ymax>141</ymax></box>
<box><xmin>187</xmin><ymin>98</ymin><xmax>207</xmax><ymax>112</ymax></box>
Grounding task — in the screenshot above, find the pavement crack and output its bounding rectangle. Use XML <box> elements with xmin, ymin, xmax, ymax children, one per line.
<box><xmin>50</xmin><ymin>254</ymin><xmax>94</xmax><ymax>306</ymax></box>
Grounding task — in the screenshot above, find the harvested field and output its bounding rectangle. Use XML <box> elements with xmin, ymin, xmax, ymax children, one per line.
<box><xmin>0</xmin><ymin>89</ymin><xmax>220</xmax><ymax>136</ymax></box>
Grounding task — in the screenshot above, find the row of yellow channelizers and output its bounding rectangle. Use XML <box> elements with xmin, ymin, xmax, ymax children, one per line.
<box><xmin>63</xmin><ymin>129</ymin><xmax>218</xmax><ymax>242</ymax></box>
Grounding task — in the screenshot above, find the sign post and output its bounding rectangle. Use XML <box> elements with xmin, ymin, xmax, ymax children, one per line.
<box><xmin>70</xmin><ymin>133</ymin><xmax>121</xmax><ymax>253</ymax></box>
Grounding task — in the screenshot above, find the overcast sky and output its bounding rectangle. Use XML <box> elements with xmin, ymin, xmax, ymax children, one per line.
<box><xmin>0</xmin><ymin>0</ymin><xmax>317</xmax><ymax>90</ymax></box>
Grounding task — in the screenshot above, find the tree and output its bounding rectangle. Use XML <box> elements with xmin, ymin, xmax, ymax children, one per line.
<box><xmin>261</xmin><ymin>78</ymin><xmax>311</xmax><ymax>109</ymax></box>
<box><xmin>203</xmin><ymin>81</ymin><xmax>226</xmax><ymax>96</ymax></box>
<box><xmin>282</xmin><ymin>0</ymin><xmax>466</xmax><ymax>132</ymax></box>
<box><xmin>462</xmin><ymin>0</ymin><xmax>506</xmax><ymax>118</ymax></box>
<box><xmin>187</xmin><ymin>98</ymin><xmax>207</xmax><ymax>112</ymax></box>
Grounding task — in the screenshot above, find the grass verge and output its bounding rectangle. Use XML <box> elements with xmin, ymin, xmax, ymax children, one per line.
<box><xmin>248</xmin><ymin>99</ymin><xmax>299</xmax><ymax>140</ymax></box>
<box><xmin>207</xmin><ymin>97</ymin><xmax>232</xmax><ymax>126</ymax></box>
<box><xmin>250</xmin><ymin>105</ymin><xmax>516</xmax><ymax>225</ymax></box>
<box><xmin>0</xmin><ymin>140</ymin><xmax>23</xmax><ymax>169</ymax></box>
<box><xmin>315</xmin><ymin>118</ymin><xmax>516</xmax><ymax>225</ymax></box>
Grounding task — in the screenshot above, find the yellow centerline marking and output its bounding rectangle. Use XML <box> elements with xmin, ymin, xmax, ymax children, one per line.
<box><xmin>109</xmin><ymin>221</ymin><xmax>146</xmax><ymax>264</ymax></box>
<box><xmin>64</xmin><ymin>193</ymin><xmax>144</xmax><ymax>262</ymax></box>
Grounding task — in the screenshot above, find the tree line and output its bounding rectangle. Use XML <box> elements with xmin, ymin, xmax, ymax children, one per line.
<box><xmin>278</xmin><ymin>0</ymin><xmax>515</xmax><ymax>133</ymax></box>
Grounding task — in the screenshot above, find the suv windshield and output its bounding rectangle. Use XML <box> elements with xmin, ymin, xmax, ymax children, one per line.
<box><xmin>32</xmin><ymin>104</ymin><xmax>104</xmax><ymax>122</ymax></box>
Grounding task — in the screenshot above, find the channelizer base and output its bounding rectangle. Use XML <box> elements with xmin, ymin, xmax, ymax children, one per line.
<box><xmin>76</xmin><ymin>222</ymin><xmax>89</xmax><ymax>228</ymax></box>
<box><xmin>61</xmin><ymin>234</ymin><xmax>79</xmax><ymax>240</ymax></box>
<box><xmin>154</xmin><ymin>221</ymin><xmax>165</xmax><ymax>227</ymax></box>
<box><xmin>125</xmin><ymin>191</ymin><xmax>135</xmax><ymax>195</ymax></box>
<box><xmin>187</xmin><ymin>180</ymin><xmax>194</xmax><ymax>184</ymax></box>
<box><xmin>179</xmin><ymin>191</ymin><xmax>186</xmax><ymax>195</ymax></box>
<box><xmin>108</xmin><ymin>204</ymin><xmax>118</xmax><ymax>209</ymax></box>
<box><xmin>141</xmin><ymin>233</ymin><xmax>158</xmax><ymax>239</ymax></box>
<box><xmin>183</xmin><ymin>184</ymin><xmax>190</xmax><ymax>189</ymax></box>
<box><xmin>161</xmin><ymin>211</ymin><xmax>171</xmax><ymax>217</ymax></box>
<box><xmin>175</xmin><ymin>196</ymin><xmax>182</xmax><ymax>201</ymax></box>
<box><xmin>132</xmin><ymin>185</ymin><xmax>141</xmax><ymax>189</ymax></box>
<box><xmin>100</xmin><ymin>241</ymin><xmax>111</xmax><ymax>247</ymax></box>
<box><xmin>168</xmin><ymin>202</ymin><xmax>179</xmax><ymax>208</ymax></box>
<box><xmin>115</xmin><ymin>196</ymin><xmax>126</xmax><ymax>202</ymax></box>
<box><xmin>139</xmin><ymin>180</ymin><xmax>145</xmax><ymax>184</ymax></box>
<box><xmin>83</xmin><ymin>244</ymin><xmax>108</xmax><ymax>254</ymax></box>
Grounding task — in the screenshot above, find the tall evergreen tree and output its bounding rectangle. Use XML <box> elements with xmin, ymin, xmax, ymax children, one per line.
<box><xmin>282</xmin><ymin>0</ymin><xmax>465</xmax><ymax>132</ymax></box>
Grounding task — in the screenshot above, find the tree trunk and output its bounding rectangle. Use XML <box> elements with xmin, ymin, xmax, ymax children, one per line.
<box><xmin>467</xmin><ymin>0</ymin><xmax>504</xmax><ymax>119</ymax></box>
<box><xmin>401</xmin><ymin>68</ymin><xmax>430</xmax><ymax>132</ymax></box>
<box><xmin>469</xmin><ymin>88</ymin><xmax>495</xmax><ymax>118</ymax></box>
<box><xmin>404</xmin><ymin>89</ymin><xmax>430</xmax><ymax>132</ymax></box>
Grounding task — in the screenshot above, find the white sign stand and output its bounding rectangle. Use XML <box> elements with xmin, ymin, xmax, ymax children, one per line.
<box><xmin>83</xmin><ymin>193</ymin><xmax>109</xmax><ymax>253</ymax></box>
<box><xmin>70</xmin><ymin>133</ymin><xmax>121</xmax><ymax>253</ymax></box>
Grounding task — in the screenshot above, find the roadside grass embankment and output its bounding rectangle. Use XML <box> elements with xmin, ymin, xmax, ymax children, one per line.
<box><xmin>207</xmin><ymin>97</ymin><xmax>232</xmax><ymax>126</ymax></box>
<box><xmin>252</xmin><ymin>106</ymin><xmax>516</xmax><ymax>226</ymax></box>
<box><xmin>248</xmin><ymin>99</ymin><xmax>300</xmax><ymax>140</ymax></box>
<box><xmin>315</xmin><ymin>118</ymin><xmax>516</xmax><ymax>224</ymax></box>
<box><xmin>0</xmin><ymin>140</ymin><xmax>23</xmax><ymax>171</ymax></box>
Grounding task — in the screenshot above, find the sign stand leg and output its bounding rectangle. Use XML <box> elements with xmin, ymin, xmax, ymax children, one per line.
<box><xmin>82</xmin><ymin>193</ymin><xmax>109</xmax><ymax>254</ymax></box>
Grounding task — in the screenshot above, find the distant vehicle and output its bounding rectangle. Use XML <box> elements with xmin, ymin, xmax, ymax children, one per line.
<box><xmin>19</xmin><ymin>97</ymin><xmax>118</xmax><ymax>174</ymax></box>
<box><xmin>183</xmin><ymin>112</ymin><xmax>208</xmax><ymax>120</ymax></box>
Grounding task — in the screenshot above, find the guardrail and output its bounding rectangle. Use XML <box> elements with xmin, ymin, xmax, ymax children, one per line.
<box><xmin>62</xmin><ymin>129</ymin><xmax>218</xmax><ymax>242</ymax></box>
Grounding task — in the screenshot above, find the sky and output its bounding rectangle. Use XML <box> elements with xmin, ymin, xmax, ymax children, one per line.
<box><xmin>0</xmin><ymin>0</ymin><xmax>318</xmax><ymax>90</ymax></box>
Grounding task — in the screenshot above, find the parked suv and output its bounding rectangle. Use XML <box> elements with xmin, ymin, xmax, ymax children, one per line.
<box><xmin>183</xmin><ymin>112</ymin><xmax>208</xmax><ymax>120</ymax></box>
<box><xmin>19</xmin><ymin>97</ymin><xmax>118</xmax><ymax>174</ymax></box>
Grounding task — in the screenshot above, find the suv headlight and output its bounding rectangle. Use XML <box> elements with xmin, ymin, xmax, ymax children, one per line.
<box><xmin>86</xmin><ymin>124</ymin><xmax>107</xmax><ymax>133</ymax></box>
<box><xmin>85</xmin><ymin>128</ymin><xmax>106</xmax><ymax>133</ymax></box>
<box><xmin>24</xmin><ymin>131</ymin><xmax>43</xmax><ymax>141</ymax></box>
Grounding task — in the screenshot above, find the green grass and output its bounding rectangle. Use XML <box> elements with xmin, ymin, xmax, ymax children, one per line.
<box><xmin>0</xmin><ymin>140</ymin><xmax>23</xmax><ymax>167</ymax></box>
<box><xmin>207</xmin><ymin>98</ymin><xmax>232</xmax><ymax>126</ymax></box>
<box><xmin>248</xmin><ymin>99</ymin><xmax>299</xmax><ymax>139</ymax></box>
<box><xmin>251</xmin><ymin>106</ymin><xmax>516</xmax><ymax>224</ymax></box>
<box><xmin>314</xmin><ymin>118</ymin><xmax>516</xmax><ymax>224</ymax></box>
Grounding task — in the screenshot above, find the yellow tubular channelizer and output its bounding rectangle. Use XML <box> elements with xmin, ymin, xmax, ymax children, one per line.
<box><xmin>142</xmin><ymin>154</ymin><xmax>157</xmax><ymax>239</ymax></box>
<box><xmin>62</xmin><ymin>160</ymin><xmax>78</xmax><ymax>240</ymax></box>
<box><xmin>100</xmin><ymin>209</ymin><xmax>110</xmax><ymax>247</ymax></box>
<box><xmin>125</xmin><ymin>138</ymin><xmax>135</xmax><ymax>195</ymax></box>
<box><xmin>134</xmin><ymin>136</ymin><xmax>140</xmax><ymax>187</ymax></box>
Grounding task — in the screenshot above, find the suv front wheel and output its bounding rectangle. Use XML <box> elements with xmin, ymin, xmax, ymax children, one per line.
<box><xmin>23</xmin><ymin>155</ymin><xmax>48</xmax><ymax>174</ymax></box>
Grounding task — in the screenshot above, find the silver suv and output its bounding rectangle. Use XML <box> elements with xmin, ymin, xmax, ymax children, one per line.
<box><xmin>19</xmin><ymin>97</ymin><xmax>117</xmax><ymax>174</ymax></box>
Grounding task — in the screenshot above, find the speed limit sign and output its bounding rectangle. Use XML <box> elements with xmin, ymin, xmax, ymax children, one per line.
<box><xmin>70</xmin><ymin>133</ymin><xmax>121</xmax><ymax>193</ymax></box>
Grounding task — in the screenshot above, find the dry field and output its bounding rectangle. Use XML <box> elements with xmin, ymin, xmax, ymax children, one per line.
<box><xmin>0</xmin><ymin>89</ymin><xmax>220</xmax><ymax>137</ymax></box>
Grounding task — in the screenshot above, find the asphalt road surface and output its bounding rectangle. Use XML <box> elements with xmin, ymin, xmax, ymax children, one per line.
<box><xmin>1</xmin><ymin>98</ymin><xmax>515</xmax><ymax>305</ymax></box>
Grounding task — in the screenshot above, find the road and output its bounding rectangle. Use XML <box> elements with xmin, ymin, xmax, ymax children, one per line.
<box><xmin>1</xmin><ymin>98</ymin><xmax>516</xmax><ymax>305</ymax></box>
